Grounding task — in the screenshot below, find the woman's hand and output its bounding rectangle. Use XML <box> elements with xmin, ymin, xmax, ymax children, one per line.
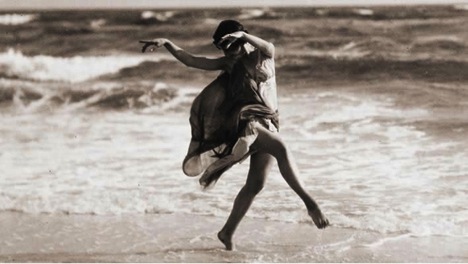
<box><xmin>139</xmin><ymin>38</ymin><xmax>168</xmax><ymax>53</ymax></box>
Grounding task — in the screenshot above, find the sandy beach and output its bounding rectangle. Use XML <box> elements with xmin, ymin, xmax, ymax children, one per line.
<box><xmin>0</xmin><ymin>212</ymin><xmax>465</xmax><ymax>263</ymax></box>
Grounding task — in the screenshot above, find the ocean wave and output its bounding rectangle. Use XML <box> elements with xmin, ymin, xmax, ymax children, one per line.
<box><xmin>0</xmin><ymin>79</ymin><xmax>184</xmax><ymax>111</ymax></box>
<box><xmin>453</xmin><ymin>4</ymin><xmax>468</xmax><ymax>11</ymax></box>
<box><xmin>306</xmin><ymin>38</ymin><xmax>406</xmax><ymax>59</ymax></box>
<box><xmin>138</xmin><ymin>10</ymin><xmax>176</xmax><ymax>25</ymax></box>
<box><xmin>238</xmin><ymin>8</ymin><xmax>278</xmax><ymax>20</ymax></box>
<box><xmin>353</xmin><ymin>8</ymin><xmax>374</xmax><ymax>16</ymax></box>
<box><xmin>350</xmin><ymin>38</ymin><xmax>402</xmax><ymax>53</ymax></box>
<box><xmin>278</xmin><ymin>55</ymin><xmax>468</xmax><ymax>83</ymax></box>
<box><xmin>0</xmin><ymin>49</ymin><xmax>162</xmax><ymax>83</ymax></box>
<box><xmin>411</xmin><ymin>36</ymin><xmax>466</xmax><ymax>52</ymax></box>
<box><xmin>1</xmin><ymin>83</ymin><xmax>467</xmax><ymax>239</ymax></box>
<box><xmin>1</xmin><ymin>190</ymin><xmax>465</xmax><ymax>238</ymax></box>
<box><xmin>90</xmin><ymin>18</ymin><xmax>106</xmax><ymax>29</ymax></box>
<box><xmin>0</xmin><ymin>13</ymin><xmax>37</xmax><ymax>25</ymax></box>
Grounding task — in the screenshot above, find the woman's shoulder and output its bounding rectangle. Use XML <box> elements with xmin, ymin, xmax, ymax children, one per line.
<box><xmin>254</xmin><ymin>49</ymin><xmax>275</xmax><ymax>80</ymax></box>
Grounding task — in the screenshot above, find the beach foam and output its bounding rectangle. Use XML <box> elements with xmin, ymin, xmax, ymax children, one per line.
<box><xmin>1</xmin><ymin>87</ymin><xmax>467</xmax><ymax>239</ymax></box>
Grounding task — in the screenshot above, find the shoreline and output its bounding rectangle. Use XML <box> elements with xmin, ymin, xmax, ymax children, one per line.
<box><xmin>0</xmin><ymin>212</ymin><xmax>466</xmax><ymax>262</ymax></box>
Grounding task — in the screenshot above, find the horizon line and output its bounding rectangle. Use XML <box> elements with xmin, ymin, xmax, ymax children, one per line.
<box><xmin>0</xmin><ymin>1</ymin><xmax>467</xmax><ymax>11</ymax></box>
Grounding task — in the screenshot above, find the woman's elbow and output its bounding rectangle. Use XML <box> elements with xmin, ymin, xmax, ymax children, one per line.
<box><xmin>264</xmin><ymin>43</ymin><xmax>275</xmax><ymax>58</ymax></box>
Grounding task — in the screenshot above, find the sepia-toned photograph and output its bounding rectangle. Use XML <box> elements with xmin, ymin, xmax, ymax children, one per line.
<box><xmin>0</xmin><ymin>0</ymin><xmax>467</xmax><ymax>262</ymax></box>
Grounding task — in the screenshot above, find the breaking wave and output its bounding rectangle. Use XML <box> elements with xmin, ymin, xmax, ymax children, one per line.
<box><xmin>0</xmin><ymin>13</ymin><xmax>37</xmax><ymax>25</ymax></box>
<box><xmin>0</xmin><ymin>79</ymin><xmax>195</xmax><ymax>112</ymax></box>
<box><xmin>0</xmin><ymin>49</ymin><xmax>162</xmax><ymax>83</ymax></box>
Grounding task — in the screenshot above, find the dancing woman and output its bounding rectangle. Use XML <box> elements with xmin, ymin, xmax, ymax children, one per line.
<box><xmin>140</xmin><ymin>20</ymin><xmax>329</xmax><ymax>250</ymax></box>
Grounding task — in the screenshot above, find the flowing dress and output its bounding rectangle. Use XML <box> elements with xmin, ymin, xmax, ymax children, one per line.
<box><xmin>182</xmin><ymin>48</ymin><xmax>279</xmax><ymax>187</ymax></box>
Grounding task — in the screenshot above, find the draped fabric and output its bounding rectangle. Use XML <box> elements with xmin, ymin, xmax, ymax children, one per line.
<box><xmin>182</xmin><ymin>49</ymin><xmax>278</xmax><ymax>186</ymax></box>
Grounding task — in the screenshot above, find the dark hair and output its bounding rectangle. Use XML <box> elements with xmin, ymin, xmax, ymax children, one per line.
<box><xmin>212</xmin><ymin>20</ymin><xmax>248</xmax><ymax>49</ymax></box>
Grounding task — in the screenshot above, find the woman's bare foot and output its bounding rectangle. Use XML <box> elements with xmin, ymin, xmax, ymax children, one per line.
<box><xmin>308</xmin><ymin>208</ymin><xmax>329</xmax><ymax>229</ymax></box>
<box><xmin>217</xmin><ymin>230</ymin><xmax>234</xmax><ymax>251</ymax></box>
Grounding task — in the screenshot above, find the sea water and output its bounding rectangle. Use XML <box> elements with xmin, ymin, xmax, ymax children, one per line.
<box><xmin>0</xmin><ymin>6</ymin><xmax>467</xmax><ymax>261</ymax></box>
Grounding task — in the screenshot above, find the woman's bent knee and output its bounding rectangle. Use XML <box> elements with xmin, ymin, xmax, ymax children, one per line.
<box><xmin>263</xmin><ymin>137</ymin><xmax>289</xmax><ymax>161</ymax></box>
<box><xmin>254</xmin><ymin>126</ymin><xmax>288</xmax><ymax>159</ymax></box>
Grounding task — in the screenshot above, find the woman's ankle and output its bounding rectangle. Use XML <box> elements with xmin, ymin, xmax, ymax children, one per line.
<box><xmin>218</xmin><ymin>230</ymin><xmax>234</xmax><ymax>250</ymax></box>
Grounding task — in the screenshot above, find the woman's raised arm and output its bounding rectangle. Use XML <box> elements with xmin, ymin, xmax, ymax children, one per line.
<box><xmin>220</xmin><ymin>32</ymin><xmax>275</xmax><ymax>58</ymax></box>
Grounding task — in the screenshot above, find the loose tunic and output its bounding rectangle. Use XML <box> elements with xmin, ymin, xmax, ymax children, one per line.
<box><xmin>182</xmin><ymin>48</ymin><xmax>278</xmax><ymax>187</ymax></box>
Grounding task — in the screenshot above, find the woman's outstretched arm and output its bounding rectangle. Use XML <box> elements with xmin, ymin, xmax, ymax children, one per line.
<box><xmin>139</xmin><ymin>38</ymin><xmax>227</xmax><ymax>71</ymax></box>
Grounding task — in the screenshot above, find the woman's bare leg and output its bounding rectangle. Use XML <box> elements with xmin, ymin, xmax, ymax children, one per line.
<box><xmin>252</xmin><ymin>126</ymin><xmax>329</xmax><ymax>229</ymax></box>
<box><xmin>218</xmin><ymin>152</ymin><xmax>274</xmax><ymax>250</ymax></box>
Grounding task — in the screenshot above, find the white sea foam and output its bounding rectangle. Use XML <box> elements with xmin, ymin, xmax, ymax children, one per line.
<box><xmin>0</xmin><ymin>49</ymin><xmax>161</xmax><ymax>82</ymax></box>
<box><xmin>1</xmin><ymin>87</ymin><xmax>467</xmax><ymax>240</ymax></box>
<box><xmin>140</xmin><ymin>11</ymin><xmax>175</xmax><ymax>22</ymax></box>
<box><xmin>274</xmin><ymin>90</ymin><xmax>468</xmax><ymax>237</ymax></box>
<box><xmin>238</xmin><ymin>9</ymin><xmax>266</xmax><ymax>20</ymax></box>
<box><xmin>0</xmin><ymin>13</ymin><xmax>37</xmax><ymax>25</ymax></box>
<box><xmin>354</xmin><ymin>8</ymin><xmax>374</xmax><ymax>16</ymax></box>
<box><xmin>90</xmin><ymin>18</ymin><xmax>106</xmax><ymax>29</ymax></box>
<box><xmin>312</xmin><ymin>42</ymin><xmax>372</xmax><ymax>59</ymax></box>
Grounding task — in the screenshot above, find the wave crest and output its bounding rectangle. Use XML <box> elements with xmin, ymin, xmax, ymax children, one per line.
<box><xmin>0</xmin><ymin>79</ymin><xmax>182</xmax><ymax>111</ymax></box>
<box><xmin>138</xmin><ymin>11</ymin><xmax>176</xmax><ymax>25</ymax></box>
<box><xmin>0</xmin><ymin>49</ymin><xmax>159</xmax><ymax>83</ymax></box>
<box><xmin>0</xmin><ymin>13</ymin><xmax>37</xmax><ymax>25</ymax></box>
<box><xmin>411</xmin><ymin>36</ymin><xmax>466</xmax><ymax>52</ymax></box>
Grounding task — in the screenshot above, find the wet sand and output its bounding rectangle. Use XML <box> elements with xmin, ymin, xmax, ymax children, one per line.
<box><xmin>0</xmin><ymin>212</ymin><xmax>466</xmax><ymax>263</ymax></box>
